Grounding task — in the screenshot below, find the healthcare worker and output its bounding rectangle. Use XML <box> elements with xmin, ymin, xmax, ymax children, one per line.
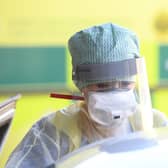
<box><xmin>5</xmin><ymin>23</ymin><xmax>168</xmax><ymax>168</ymax></box>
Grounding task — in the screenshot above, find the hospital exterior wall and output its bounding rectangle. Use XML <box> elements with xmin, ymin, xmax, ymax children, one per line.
<box><xmin>0</xmin><ymin>0</ymin><xmax>168</xmax><ymax>167</ymax></box>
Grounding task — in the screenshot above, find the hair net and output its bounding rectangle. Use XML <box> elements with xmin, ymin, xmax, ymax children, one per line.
<box><xmin>68</xmin><ymin>23</ymin><xmax>140</xmax><ymax>90</ymax></box>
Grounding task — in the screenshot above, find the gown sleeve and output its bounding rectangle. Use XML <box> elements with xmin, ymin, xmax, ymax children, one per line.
<box><xmin>5</xmin><ymin>113</ymin><xmax>70</xmax><ymax>168</ymax></box>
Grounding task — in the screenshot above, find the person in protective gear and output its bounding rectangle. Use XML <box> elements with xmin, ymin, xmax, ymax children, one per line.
<box><xmin>5</xmin><ymin>23</ymin><xmax>168</xmax><ymax>168</ymax></box>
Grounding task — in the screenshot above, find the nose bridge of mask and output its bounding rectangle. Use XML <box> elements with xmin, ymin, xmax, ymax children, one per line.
<box><xmin>89</xmin><ymin>89</ymin><xmax>137</xmax><ymax>108</ymax></box>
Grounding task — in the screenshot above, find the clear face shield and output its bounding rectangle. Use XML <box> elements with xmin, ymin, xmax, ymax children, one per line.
<box><xmin>72</xmin><ymin>58</ymin><xmax>153</xmax><ymax>132</ymax></box>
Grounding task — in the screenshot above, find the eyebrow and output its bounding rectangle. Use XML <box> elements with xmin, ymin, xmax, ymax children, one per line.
<box><xmin>95</xmin><ymin>81</ymin><xmax>134</xmax><ymax>89</ymax></box>
<box><xmin>97</xmin><ymin>83</ymin><xmax>110</xmax><ymax>88</ymax></box>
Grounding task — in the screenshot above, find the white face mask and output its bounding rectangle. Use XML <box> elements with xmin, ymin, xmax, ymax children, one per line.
<box><xmin>88</xmin><ymin>89</ymin><xmax>137</xmax><ymax>127</ymax></box>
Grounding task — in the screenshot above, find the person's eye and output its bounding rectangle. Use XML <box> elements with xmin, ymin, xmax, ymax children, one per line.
<box><xmin>121</xmin><ymin>81</ymin><xmax>130</xmax><ymax>87</ymax></box>
<box><xmin>97</xmin><ymin>83</ymin><xmax>108</xmax><ymax>88</ymax></box>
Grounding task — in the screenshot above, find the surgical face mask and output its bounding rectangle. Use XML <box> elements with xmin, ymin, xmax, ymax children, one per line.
<box><xmin>87</xmin><ymin>89</ymin><xmax>137</xmax><ymax>127</ymax></box>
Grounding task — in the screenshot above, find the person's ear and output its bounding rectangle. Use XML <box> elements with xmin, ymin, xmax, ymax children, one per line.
<box><xmin>81</xmin><ymin>87</ymin><xmax>89</xmax><ymax>102</ymax></box>
<box><xmin>81</xmin><ymin>87</ymin><xmax>87</xmax><ymax>96</ymax></box>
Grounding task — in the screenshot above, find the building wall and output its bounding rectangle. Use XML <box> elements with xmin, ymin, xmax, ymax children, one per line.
<box><xmin>0</xmin><ymin>0</ymin><xmax>168</xmax><ymax>167</ymax></box>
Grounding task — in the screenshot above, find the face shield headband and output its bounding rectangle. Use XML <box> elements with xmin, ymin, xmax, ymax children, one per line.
<box><xmin>72</xmin><ymin>58</ymin><xmax>137</xmax><ymax>81</ymax></box>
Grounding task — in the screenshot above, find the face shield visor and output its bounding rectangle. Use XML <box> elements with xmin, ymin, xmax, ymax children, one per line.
<box><xmin>73</xmin><ymin>58</ymin><xmax>153</xmax><ymax>131</ymax></box>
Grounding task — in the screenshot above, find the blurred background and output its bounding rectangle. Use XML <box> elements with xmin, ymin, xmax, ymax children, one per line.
<box><xmin>0</xmin><ymin>0</ymin><xmax>168</xmax><ymax>167</ymax></box>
